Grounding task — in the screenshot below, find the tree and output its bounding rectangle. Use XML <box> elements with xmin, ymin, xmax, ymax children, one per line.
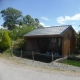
<box><xmin>34</xmin><ymin>18</ymin><xmax>43</xmax><ymax>28</ymax></box>
<box><xmin>23</xmin><ymin>15</ymin><xmax>43</xmax><ymax>28</ymax></box>
<box><xmin>0</xmin><ymin>7</ymin><xmax>22</xmax><ymax>30</ymax></box>
<box><xmin>8</xmin><ymin>24</ymin><xmax>35</xmax><ymax>40</ymax></box>
<box><xmin>1</xmin><ymin>31</ymin><xmax>11</xmax><ymax>49</ymax></box>
<box><xmin>23</xmin><ymin>15</ymin><xmax>34</xmax><ymax>26</ymax></box>
<box><xmin>74</xmin><ymin>31</ymin><xmax>80</xmax><ymax>53</ymax></box>
<box><xmin>35</xmin><ymin>18</ymin><xmax>39</xmax><ymax>24</ymax></box>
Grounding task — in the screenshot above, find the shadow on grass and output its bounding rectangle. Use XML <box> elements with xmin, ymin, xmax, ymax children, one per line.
<box><xmin>68</xmin><ymin>56</ymin><xmax>80</xmax><ymax>61</ymax></box>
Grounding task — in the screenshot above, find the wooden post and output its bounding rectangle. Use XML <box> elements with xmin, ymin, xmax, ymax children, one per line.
<box><xmin>69</xmin><ymin>48</ymin><xmax>70</xmax><ymax>56</ymax></box>
<box><xmin>10</xmin><ymin>46</ymin><xmax>11</xmax><ymax>56</ymax></box>
<box><xmin>32</xmin><ymin>51</ymin><xmax>34</xmax><ymax>62</ymax></box>
<box><xmin>10</xmin><ymin>46</ymin><xmax>13</xmax><ymax>56</ymax></box>
<box><xmin>12</xmin><ymin>47</ymin><xmax>13</xmax><ymax>56</ymax></box>
<box><xmin>52</xmin><ymin>53</ymin><xmax>53</xmax><ymax>62</ymax></box>
<box><xmin>21</xmin><ymin>50</ymin><xmax>22</xmax><ymax>58</ymax></box>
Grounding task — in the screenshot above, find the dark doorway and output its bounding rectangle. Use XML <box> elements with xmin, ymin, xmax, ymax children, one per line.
<box><xmin>38</xmin><ymin>38</ymin><xmax>49</xmax><ymax>53</ymax></box>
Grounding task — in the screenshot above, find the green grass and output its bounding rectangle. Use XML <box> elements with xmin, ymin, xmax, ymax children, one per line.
<box><xmin>62</xmin><ymin>59</ymin><xmax>80</xmax><ymax>67</ymax></box>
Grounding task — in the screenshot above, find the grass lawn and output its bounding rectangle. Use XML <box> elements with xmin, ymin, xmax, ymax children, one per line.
<box><xmin>62</xmin><ymin>59</ymin><xmax>80</xmax><ymax>67</ymax></box>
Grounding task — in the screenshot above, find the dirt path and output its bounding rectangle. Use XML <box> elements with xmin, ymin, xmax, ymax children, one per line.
<box><xmin>0</xmin><ymin>58</ymin><xmax>80</xmax><ymax>80</ymax></box>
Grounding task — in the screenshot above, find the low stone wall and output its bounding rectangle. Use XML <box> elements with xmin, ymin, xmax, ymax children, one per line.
<box><xmin>54</xmin><ymin>56</ymin><xmax>68</xmax><ymax>63</ymax></box>
<box><xmin>54</xmin><ymin>55</ymin><xmax>80</xmax><ymax>62</ymax></box>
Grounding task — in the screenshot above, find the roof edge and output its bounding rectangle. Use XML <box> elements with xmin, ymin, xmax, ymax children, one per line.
<box><xmin>60</xmin><ymin>25</ymin><xmax>75</xmax><ymax>35</ymax></box>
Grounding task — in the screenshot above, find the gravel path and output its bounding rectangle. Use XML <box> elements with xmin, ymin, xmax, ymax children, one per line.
<box><xmin>10</xmin><ymin>57</ymin><xmax>80</xmax><ymax>72</ymax></box>
<box><xmin>0</xmin><ymin>58</ymin><xmax>80</xmax><ymax>80</ymax></box>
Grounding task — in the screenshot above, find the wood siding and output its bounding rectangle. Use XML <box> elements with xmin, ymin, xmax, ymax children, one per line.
<box><xmin>25</xmin><ymin>38</ymin><xmax>38</xmax><ymax>52</ymax></box>
<box><xmin>62</xmin><ymin>28</ymin><xmax>75</xmax><ymax>56</ymax></box>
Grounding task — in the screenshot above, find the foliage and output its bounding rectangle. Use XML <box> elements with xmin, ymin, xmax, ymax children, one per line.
<box><xmin>0</xmin><ymin>29</ymin><xmax>3</xmax><ymax>39</ymax></box>
<box><xmin>1</xmin><ymin>31</ymin><xmax>11</xmax><ymax>50</ymax></box>
<box><xmin>0</xmin><ymin>7</ymin><xmax>43</xmax><ymax>42</ymax></box>
<box><xmin>3</xmin><ymin>49</ymin><xmax>11</xmax><ymax>54</ymax></box>
<box><xmin>0</xmin><ymin>7</ymin><xmax>43</xmax><ymax>52</ymax></box>
<box><xmin>0</xmin><ymin>7</ymin><xmax>22</xmax><ymax>30</ymax></box>
<box><xmin>34</xmin><ymin>18</ymin><xmax>43</xmax><ymax>28</ymax></box>
<box><xmin>8</xmin><ymin>24</ymin><xmax>35</xmax><ymax>40</ymax></box>
<box><xmin>23</xmin><ymin>15</ymin><xmax>34</xmax><ymax>26</ymax></box>
<box><xmin>74</xmin><ymin>31</ymin><xmax>80</xmax><ymax>53</ymax></box>
<box><xmin>62</xmin><ymin>59</ymin><xmax>80</xmax><ymax>67</ymax></box>
<box><xmin>0</xmin><ymin>41</ymin><xmax>1</xmax><ymax>48</ymax></box>
<box><xmin>0</xmin><ymin>29</ymin><xmax>8</xmax><ymax>39</ymax></box>
<box><xmin>23</xmin><ymin>15</ymin><xmax>43</xmax><ymax>28</ymax></box>
<box><xmin>13</xmin><ymin>38</ymin><xmax>25</xmax><ymax>50</ymax></box>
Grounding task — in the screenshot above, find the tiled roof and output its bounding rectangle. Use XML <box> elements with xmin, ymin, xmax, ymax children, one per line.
<box><xmin>24</xmin><ymin>25</ymin><xmax>73</xmax><ymax>37</ymax></box>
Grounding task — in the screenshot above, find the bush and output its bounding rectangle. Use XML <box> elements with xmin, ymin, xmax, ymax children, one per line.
<box><xmin>13</xmin><ymin>38</ymin><xmax>25</xmax><ymax>50</ymax></box>
<box><xmin>1</xmin><ymin>31</ymin><xmax>11</xmax><ymax>50</ymax></box>
<box><xmin>0</xmin><ymin>41</ymin><xmax>2</xmax><ymax>52</ymax></box>
<box><xmin>0</xmin><ymin>41</ymin><xmax>1</xmax><ymax>48</ymax></box>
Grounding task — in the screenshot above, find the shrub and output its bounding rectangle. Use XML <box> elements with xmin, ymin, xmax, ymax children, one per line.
<box><xmin>0</xmin><ymin>41</ymin><xmax>2</xmax><ymax>52</ymax></box>
<box><xmin>0</xmin><ymin>41</ymin><xmax>1</xmax><ymax>48</ymax></box>
<box><xmin>13</xmin><ymin>38</ymin><xmax>25</xmax><ymax>50</ymax></box>
<box><xmin>1</xmin><ymin>31</ymin><xmax>11</xmax><ymax>50</ymax></box>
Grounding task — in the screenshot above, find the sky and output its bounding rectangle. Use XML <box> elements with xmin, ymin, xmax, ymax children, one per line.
<box><xmin>0</xmin><ymin>0</ymin><xmax>80</xmax><ymax>31</ymax></box>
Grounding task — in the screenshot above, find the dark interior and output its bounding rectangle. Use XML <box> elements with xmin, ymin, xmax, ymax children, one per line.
<box><xmin>37</xmin><ymin>37</ymin><xmax>62</xmax><ymax>56</ymax></box>
<box><xmin>37</xmin><ymin>38</ymin><xmax>49</xmax><ymax>53</ymax></box>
